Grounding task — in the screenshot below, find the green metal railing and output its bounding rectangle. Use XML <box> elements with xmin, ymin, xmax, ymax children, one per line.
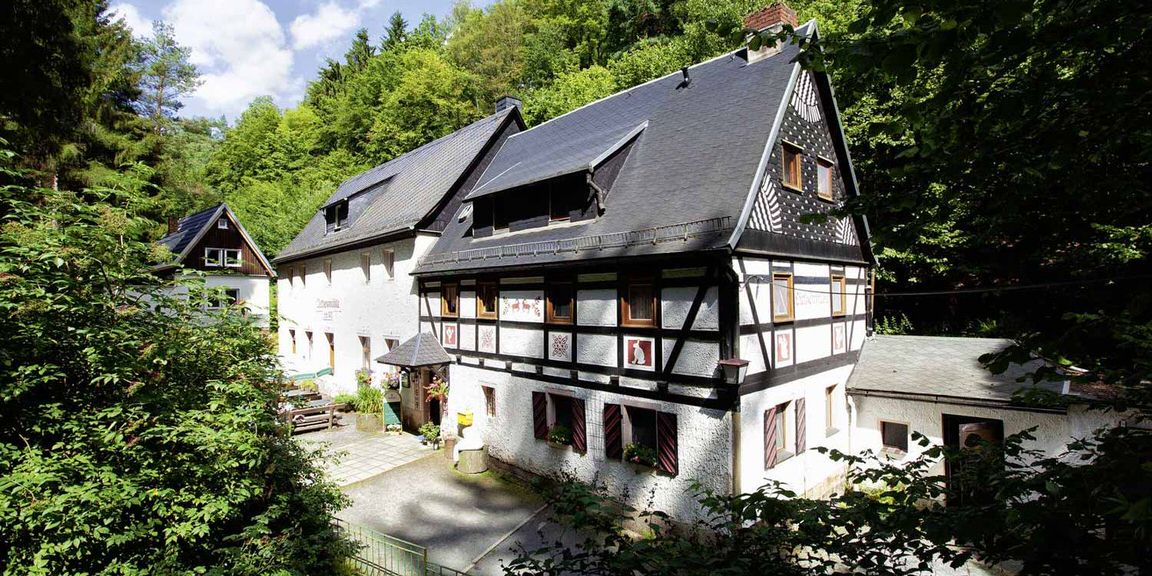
<box><xmin>333</xmin><ymin>518</ymin><xmax>470</xmax><ymax>576</ymax></box>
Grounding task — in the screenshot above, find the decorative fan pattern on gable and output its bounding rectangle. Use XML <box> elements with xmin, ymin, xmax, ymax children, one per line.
<box><xmin>748</xmin><ymin>176</ymin><xmax>783</xmax><ymax>232</ymax></box>
<box><xmin>834</xmin><ymin>216</ymin><xmax>858</xmax><ymax>246</ymax></box>
<box><xmin>789</xmin><ymin>72</ymin><xmax>821</xmax><ymax>123</ymax></box>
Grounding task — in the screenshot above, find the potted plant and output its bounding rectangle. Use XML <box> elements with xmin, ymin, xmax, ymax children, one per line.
<box><xmin>547</xmin><ymin>424</ymin><xmax>573</xmax><ymax>448</ymax></box>
<box><xmin>353</xmin><ymin>385</ymin><xmax>384</xmax><ymax>432</ymax></box>
<box><xmin>623</xmin><ymin>442</ymin><xmax>658</xmax><ymax>470</ymax></box>
<box><xmin>424</xmin><ymin>376</ymin><xmax>449</xmax><ymax>427</ymax></box>
<box><xmin>419</xmin><ymin>422</ymin><xmax>441</xmax><ymax>449</ymax></box>
<box><xmin>332</xmin><ymin>393</ymin><xmax>356</xmax><ymax>412</ymax></box>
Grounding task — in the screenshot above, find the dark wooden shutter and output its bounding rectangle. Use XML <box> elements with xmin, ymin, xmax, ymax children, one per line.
<box><xmin>764</xmin><ymin>407</ymin><xmax>778</xmax><ymax>469</ymax></box>
<box><xmin>571</xmin><ymin>398</ymin><xmax>587</xmax><ymax>454</ymax></box>
<box><xmin>603</xmin><ymin>403</ymin><xmax>622</xmax><ymax>460</ymax></box>
<box><xmin>795</xmin><ymin>398</ymin><xmax>807</xmax><ymax>453</ymax></box>
<box><xmin>657</xmin><ymin>412</ymin><xmax>678</xmax><ymax>476</ymax></box>
<box><xmin>532</xmin><ymin>391</ymin><xmax>547</xmax><ymax>440</ymax></box>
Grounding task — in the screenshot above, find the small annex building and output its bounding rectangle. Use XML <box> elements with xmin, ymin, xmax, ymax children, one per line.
<box><xmin>412</xmin><ymin>5</ymin><xmax>874</xmax><ymax>520</ymax></box>
<box><xmin>155</xmin><ymin>203</ymin><xmax>275</xmax><ymax>325</ymax></box>
<box><xmin>847</xmin><ymin>335</ymin><xmax>1124</xmax><ymax>493</ymax></box>
<box><xmin>273</xmin><ymin>102</ymin><xmax>524</xmax><ymax>429</ymax></box>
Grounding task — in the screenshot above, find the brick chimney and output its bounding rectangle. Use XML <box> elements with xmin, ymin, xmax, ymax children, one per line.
<box><xmin>744</xmin><ymin>3</ymin><xmax>797</xmax><ymax>31</ymax></box>
<box><xmin>168</xmin><ymin>216</ymin><xmax>179</xmax><ymax>235</ymax></box>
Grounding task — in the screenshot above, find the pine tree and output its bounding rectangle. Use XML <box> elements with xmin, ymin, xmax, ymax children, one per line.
<box><xmin>136</xmin><ymin>21</ymin><xmax>200</xmax><ymax>133</ymax></box>
<box><xmin>344</xmin><ymin>28</ymin><xmax>375</xmax><ymax>73</ymax></box>
<box><xmin>382</xmin><ymin>11</ymin><xmax>408</xmax><ymax>50</ymax></box>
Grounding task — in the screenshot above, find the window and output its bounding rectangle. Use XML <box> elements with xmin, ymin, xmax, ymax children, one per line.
<box><xmin>621</xmin><ymin>279</ymin><xmax>655</xmax><ymax>327</ymax></box>
<box><xmin>289</xmin><ymin>329</ymin><xmax>297</xmax><ymax>355</ymax></box>
<box><xmin>627</xmin><ymin>406</ymin><xmax>658</xmax><ymax>453</ymax></box>
<box><xmin>551</xmin><ymin>394</ymin><xmax>573</xmax><ymax>431</ymax></box>
<box><xmin>546</xmin><ymin>282</ymin><xmax>573</xmax><ymax>324</ymax></box>
<box><xmin>781</xmin><ymin>142</ymin><xmax>803</xmax><ymax>190</ymax></box>
<box><xmin>384</xmin><ymin>338</ymin><xmax>398</xmax><ymax>352</ymax></box>
<box><xmin>325</xmin><ymin>333</ymin><xmax>335</xmax><ymax>374</ymax></box>
<box><xmin>323</xmin><ymin>259</ymin><xmax>333</xmax><ymax>285</ymax></box>
<box><xmin>298</xmin><ymin>265</ymin><xmax>306</xmax><ymax>288</ymax></box>
<box><xmin>483</xmin><ymin>386</ymin><xmax>496</xmax><ymax>417</ymax></box>
<box><xmin>285</xmin><ymin>267</ymin><xmax>294</xmax><ymax>289</ymax></box>
<box><xmin>771</xmin><ymin>273</ymin><xmax>794</xmax><ymax>322</ymax></box>
<box><xmin>825</xmin><ymin>385</ymin><xmax>837</xmax><ymax>434</ymax></box>
<box><xmin>359</xmin><ymin>336</ymin><xmax>371</xmax><ymax>371</ymax></box>
<box><xmin>305</xmin><ymin>331</ymin><xmax>314</xmax><ymax>359</ymax></box>
<box><xmin>830</xmin><ymin>274</ymin><xmax>847</xmax><ymax>317</ymax></box>
<box><xmin>817</xmin><ymin>158</ymin><xmax>834</xmax><ymax>201</ymax></box>
<box><xmin>324</xmin><ymin>199</ymin><xmax>349</xmax><ymax>233</ymax></box>
<box><xmin>549</xmin><ymin>186</ymin><xmax>571</xmax><ymax>221</ymax></box>
<box><xmin>477</xmin><ymin>282</ymin><xmax>498</xmax><ymax>319</ymax></box>
<box><xmin>765</xmin><ymin>401</ymin><xmax>795</xmax><ymax>468</ymax></box>
<box><xmin>206</xmin><ymin>288</ymin><xmax>239</xmax><ymax>310</ymax></box>
<box><xmin>532</xmin><ymin>391</ymin><xmax>587</xmax><ymax>453</ymax></box>
<box><xmin>216</xmin><ymin>217</ymin><xmax>229</xmax><ymax>229</ymax></box>
<box><xmin>203</xmin><ymin>248</ymin><xmax>223</xmax><ymax>267</ymax></box>
<box><xmin>441</xmin><ymin>283</ymin><xmax>459</xmax><ymax>317</ymax></box>
<box><xmin>493</xmin><ymin>199</ymin><xmax>508</xmax><ymax>233</ymax></box>
<box><xmin>223</xmin><ymin>249</ymin><xmax>241</xmax><ymax>268</ymax></box>
<box><xmin>360</xmin><ymin>252</ymin><xmax>372</xmax><ymax>283</ymax></box>
<box><xmin>881</xmin><ymin>421</ymin><xmax>909</xmax><ymax>452</ymax></box>
<box><xmin>382</xmin><ymin>249</ymin><xmax>395</xmax><ymax>279</ymax></box>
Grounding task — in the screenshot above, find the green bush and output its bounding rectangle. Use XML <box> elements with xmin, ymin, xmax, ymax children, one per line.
<box><xmin>332</xmin><ymin>393</ymin><xmax>357</xmax><ymax>407</ymax></box>
<box><xmin>419</xmin><ymin>422</ymin><xmax>440</xmax><ymax>443</ymax></box>
<box><xmin>0</xmin><ymin>172</ymin><xmax>355</xmax><ymax>572</ymax></box>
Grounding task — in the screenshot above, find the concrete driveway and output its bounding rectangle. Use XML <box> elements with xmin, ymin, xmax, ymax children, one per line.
<box><xmin>335</xmin><ymin>450</ymin><xmax>546</xmax><ymax>574</ymax></box>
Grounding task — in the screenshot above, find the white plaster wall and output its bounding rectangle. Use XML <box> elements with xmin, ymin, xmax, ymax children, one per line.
<box><xmin>577</xmin><ymin>334</ymin><xmax>617</xmax><ymax>367</ymax></box>
<box><xmin>661</xmin><ymin>338</ymin><xmax>720</xmax><ymax>378</ymax></box>
<box><xmin>577</xmin><ymin>289</ymin><xmax>616</xmax><ymax>326</ymax></box>
<box><xmin>275</xmin><ymin>234</ymin><xmax>435</xmax><ymax>395</ymax></box>
<box><xmin>200</xmin><ymin>275</ymin><xmax>271</xmax><ymax>326</ymax></box>
<box><xmin>446</xmin><ymin>364</ymin><xmax>733</xmax><ymax>522</ymax></box>
<box><xmin>849</xmin><ymin>394</ymin><xmax>1126</xmax><ymax>475</ymax></box>
<box><xmin>738</xmin><ymin>364</ymin><xmax>856</xmax><ymax>497</ymax></box>
<box><xmin>661</xmin><ymin>287</ymin><xmax>719</xmax><ymax>330</ymax></box>
<box><xmin>794</xmin><ymin>324</ymin><xmax>831</xmax><ymax>364</ymax></box>
<box><xmin>500</xmin><ymin>326</ymin><xmax>543</xmax><ymax>358</ymax></box>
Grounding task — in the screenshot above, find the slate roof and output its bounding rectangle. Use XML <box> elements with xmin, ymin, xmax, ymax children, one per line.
<box><xmin>375</xmin><ymin>332</ymin><xmax>452</xmax><ymax>368</ymax></box>
<box><xmin>847</xmin><ymin>335</ymin><xmax>1066</xmax><ymax>404</ymax></box>
<box><xmin>274</xmin><ymin>109</ymin><xmax>518</xmax><ymax>263</ymax></box>
<box><xmin>156</xmin><ymin>203</ymin><xmax>274</xmax><ymax>275</ymax></box>
<box><xmin>416</xmin><ymin>23</ymin><xmax>820</xmax><ymax>275</ymax></box>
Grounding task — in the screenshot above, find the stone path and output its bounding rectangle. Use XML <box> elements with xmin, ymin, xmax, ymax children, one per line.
<box><xmin>295</xmin><ymin>417</ymin><xmax>434</xmax><ymax>487</ymax></box>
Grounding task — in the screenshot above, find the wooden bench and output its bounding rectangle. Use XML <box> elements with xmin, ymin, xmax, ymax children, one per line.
<box><xmin>283</xmin><ymin>402</ymin><xmax>336</xmax><ymax>433</ymax></box>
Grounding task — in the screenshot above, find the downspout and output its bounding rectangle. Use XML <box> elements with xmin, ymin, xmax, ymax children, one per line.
<box><xmin>732</xmin><ymin>410</ymin><xmax>742</xmax><ymax>495</ymax></box>
<box><xmin>587</xmin><ymin>171</ymin><xmax>607</xmax><ymax>215</ymax></box>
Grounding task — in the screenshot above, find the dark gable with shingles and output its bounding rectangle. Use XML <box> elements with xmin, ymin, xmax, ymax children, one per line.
<box><xmin>156</xmin><ymin>204</ymin><xmax>274</xmax><ymax>277</ymax></box>
<box><xmin>274</xmin><ymin>109</ymin><xmax>522</xmax><ymax>263</ymax></box>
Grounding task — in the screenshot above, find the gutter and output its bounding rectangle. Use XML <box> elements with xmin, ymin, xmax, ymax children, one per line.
<box><xmin>846</xmin><ymin>387</ymin><xmax>1069</xmax><ymax>414</ymax></box>
<box><xmin>272</xmin><ymin>225</ymin><xmax>420</xmax><ymax>265</ymax></box>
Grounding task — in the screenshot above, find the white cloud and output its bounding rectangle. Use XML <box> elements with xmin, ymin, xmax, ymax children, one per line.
<box><xmin>289</xmin><ymin>2</ymin><xmax>359</xmax><ymax>50</ymax></box>
<box><xmin>164</xmin><ymin>0</ymin><xmax>297</xmax><ymax>118</ymax></box>
<box><xmin>108</xmin><ymin>3</ymin><xmax>151</xmax><ymax>37</ymax></box>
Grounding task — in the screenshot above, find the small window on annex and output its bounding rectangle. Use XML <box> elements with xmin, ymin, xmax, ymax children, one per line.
<box><xmin>817</xmin><ymin>158</ymin><xmax>834</xmax><ymax>201</ymax></box>
<box><xmin>771</xmin><ymin>272</ymin><xmax>794</xmax><ymax>322</ymax></box>
<box><xmin>441</xmin><ymin>283</ymin><xmax>459</xmax><ymax>317</ymax></box>
<box><xmin>781</xmin><ymin>142</ymin><xmax>803</xmax><ymax>190</ymax></box>
<box><xmin>622</xmin><ymin>278</ymin><xmax>655</xmax><ymax>327</ymax></box>
<box><xmin>881</xmin><ymin>421</ymin><xmax>909</xmax><ymax>452</ymax></box>
<box><xmin>477</xmin><ymin>282</ymin><xmax>499</xmax><ymax>319</ymax></box>
<box><xmin>831</xmin><ymin>274</ymin><xmax>847</xmax><ymax>317</ymax></box>
<box><xmin>546</xmin><ymin>282</ymin><xmax>573</xmax><ymax>324</ymax></box>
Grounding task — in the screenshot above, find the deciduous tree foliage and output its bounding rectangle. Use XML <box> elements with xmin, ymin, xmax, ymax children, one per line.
<box><xmin>0</xmin><ymin>159</ymin><xmax>355</xmax><ymax>573</ymax></box>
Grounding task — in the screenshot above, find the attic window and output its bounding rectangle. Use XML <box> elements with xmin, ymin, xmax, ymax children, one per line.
<box><xmin>781</xmin><ymin>142</ymin><xmax>803</xmax><ymax>191</ymax></box>
<box><xmin>817</xmin><ymin>158</ymin><xmax>834</xmax><ymax>201</ymax></box>
<box><xmin>324</xmin><ymin>199</ymin><xmax>349</xmax><ymax>234</ymax></box>
<box><xmin>217</xmin><ymin>218</ymin><xmax>229</xmax><ymax>229</ymax></box>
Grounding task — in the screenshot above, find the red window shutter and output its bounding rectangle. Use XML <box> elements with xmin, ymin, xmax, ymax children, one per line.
<box><xmin>795</xmin><ymin>398</ymin><xmax>807</xmax><ymax>453</ymax></box>
<box><xmin>657</xmin><ymin>412</ymin><xmax>678</xmax><ymax>476</ymax></box>
<box><xmin>603</xmin><ymin>403</ymin><xmax>622</xmax><ymax>460</ymax></box>
<box><xmin>571</xmin><ymin>398</ymin><xmax>587</xmax><ymax>454</ymax></box>
<box><xmin>532</xmin><ymin>391</ymin><xmax>547</xmax><ymax>440</ymax></box>
<box><xmin>764</xmin><ymin>407</ymin><xmax>778</xmax><ymax>469</ymax></box>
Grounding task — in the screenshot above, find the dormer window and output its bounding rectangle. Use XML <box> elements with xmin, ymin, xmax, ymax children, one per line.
<box><xmin>324</xmin><ymin>199</ymin><xmax>349</xmax><ymax>234</ymax></box>
<box><xmin>549</xmin><ymin>187</ymin><xmax>572</xmax><ymax>222</ymax></box>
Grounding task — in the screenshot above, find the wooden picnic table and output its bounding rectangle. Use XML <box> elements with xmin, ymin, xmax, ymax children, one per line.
<box><xmin>281</xmin><ymin>399</ymin><xmax>336</xmax><ymax>433</ymax></box>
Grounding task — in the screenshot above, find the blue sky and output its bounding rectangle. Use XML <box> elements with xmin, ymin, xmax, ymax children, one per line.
<box><xmin>109</xmin><ymin>0</ymin><xmax>478</xmax><ymax>122</ymax></box>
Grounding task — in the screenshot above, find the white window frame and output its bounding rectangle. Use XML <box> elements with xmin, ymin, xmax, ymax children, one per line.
<box><xmin>204</xmin><ymin>247</ymin><xmax>223</xmax><ymax>267</ymax></box>
<box><xmin>205</xmin><ymin>288</ymin><xmax>239</xmax><ymax>311</ymax></box>
<box><xmin>216</xmin><ymin>217</ymin><xmax>229</xmax><ymax>229</ymax></box>
<box><xmin>223</xmin><ymin>249</ymin><xmax>242</xmax><ymax>268</ymax></box>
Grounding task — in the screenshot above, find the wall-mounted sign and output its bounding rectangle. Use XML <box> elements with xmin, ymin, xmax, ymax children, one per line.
<box><xmin>478</xmin><ymin>325</ymin><xmax>496</xmax><ymax>353</ymax></box>
<box><xmin>775</xmin><ymin>332</ymin><xmax>792</xmax><ymax>363</ymax></box>
<box><xmin>624</xmin><ymin>336</ymin><xmax>655</xmax><ymax>371</ymax></box>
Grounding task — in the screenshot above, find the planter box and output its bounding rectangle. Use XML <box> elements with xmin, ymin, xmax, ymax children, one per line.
<box><xmin>548</xmin><ymin>441</ymin><xmax>572</xmax><ymax>451</ymax></box>
<box><xmin>354</xmin><ymin>413</ymin><xmax>382</xmax><ymax>432</ymax></box>
<box><xmin>626</xmin><ymin>460</ymin><xmax>657</xmax><ymax>474</ymax></box>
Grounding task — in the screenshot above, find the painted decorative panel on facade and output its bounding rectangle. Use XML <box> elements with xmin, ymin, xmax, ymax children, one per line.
<box><xmin>623</xmin><ymin>336</ymin><xmax>656</xmax><ymax>371</ymax></box>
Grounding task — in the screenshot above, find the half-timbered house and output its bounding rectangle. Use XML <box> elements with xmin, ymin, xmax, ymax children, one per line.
<box><xmin>273</xmin><ymin>104</ymin><xmax>524</xmax><ymax>404</ymax></box>
<box><xmin>156</xmin><ymin>203</ymin><xmax>275</xmax><ymax>325</ymax></box>
<box><xmin>412</xmin><ymin>6</ymin><xmax>874</xmax><ymax>519</ymax></box>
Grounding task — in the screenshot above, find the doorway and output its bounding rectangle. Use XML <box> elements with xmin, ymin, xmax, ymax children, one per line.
<box><xmin>942</xmin><ymin>413</ymin><xmax>1004</xmax><ymax>506</ymax></box>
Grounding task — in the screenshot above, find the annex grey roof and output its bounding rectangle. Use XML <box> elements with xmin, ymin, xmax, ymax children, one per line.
<box><xmin>274</xmin><ymin>108</ymin><xmax>518</xmax><ymax>263</ymax></box>
<box><xmin>375</xmin><ymin>332</ymin><xmax>452</xmax><ymax>368</ymax></box>
<box><xmin>156</xmin><ymin>203</ymin><xmax>274</xmax><ymax>275</ymax></box>
<box><xmin>847</xmin><ymin>335</ymin><xmax>1066</xmax><ymax>405</ymax></box>
<box><xmin>416</xmin><ymin>23</ymin><xmax>822</xmax><ymax>275</ymax></box>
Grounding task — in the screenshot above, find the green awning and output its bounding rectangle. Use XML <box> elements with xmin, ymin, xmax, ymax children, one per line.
<box><xmin>287</xmin><ymin>366</ymin><xmax>333</xmax><ymax>381</ymax></box>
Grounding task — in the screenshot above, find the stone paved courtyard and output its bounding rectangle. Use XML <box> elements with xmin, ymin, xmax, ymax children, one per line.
<box><xmin>294</xmin><ymin>416</ymin><xmax>434</xmax><ymax>486</ymax></box>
